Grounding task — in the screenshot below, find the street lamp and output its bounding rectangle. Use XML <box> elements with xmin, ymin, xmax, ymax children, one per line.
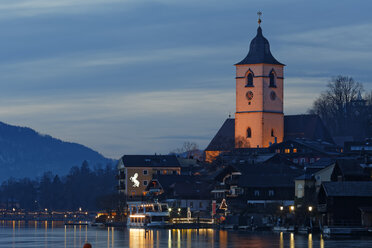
<box><xmin>308</xmin><ymin>206</ymin><xmax>313</xmax><ymax>212</ymax></box>
<box><xmin>290</xmin><ymin>206</ymin><xmax>295</xmax><ymax>212</ymax></box>
<box><xmin>280</xmin><ymin>206</ymin><xmax>284</xmax><ymax>211</ymax></box>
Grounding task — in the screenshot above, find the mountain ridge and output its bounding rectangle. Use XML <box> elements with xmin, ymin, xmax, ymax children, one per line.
<box><xmin>0</xmin><ymin>121</ymin><xmax>115</xmax><ymax>181</ymax></box>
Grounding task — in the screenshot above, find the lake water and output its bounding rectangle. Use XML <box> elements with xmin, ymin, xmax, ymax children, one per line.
<box><xmin>1</xmin><ymin>221</ymin><xmax>372</xmax><ymax>247</ymax></box>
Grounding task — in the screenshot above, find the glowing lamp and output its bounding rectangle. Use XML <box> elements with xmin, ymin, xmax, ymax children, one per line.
<box><xmin>308</xmin><ymin>206</ymin><xmax>313</xmax><ymax>212</ymax></box>
<box><xmin>290</xmin><ymin>206</ymin><xmax>295</xmax><ymax>211</ymax></box>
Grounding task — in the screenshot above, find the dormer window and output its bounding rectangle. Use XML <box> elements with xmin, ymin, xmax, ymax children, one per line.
<box><xmin>269</xmin><ymin>70</ymin><xmax>276</xmax><ymax>87</ymax></box>
<box><xmin>246</xmin><ymin>73</ymin><xmax>254</xmax><ymax>87</ymax></box>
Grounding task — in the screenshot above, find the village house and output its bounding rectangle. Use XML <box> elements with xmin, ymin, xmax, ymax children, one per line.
<box><xmin>117</xmin><ymin>155</ymin><xmax>181</xmax><ymax>201</ymax></box>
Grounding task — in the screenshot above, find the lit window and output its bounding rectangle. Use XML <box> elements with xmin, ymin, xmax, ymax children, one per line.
<box><xmin>285</xmin><ymin>149</ymin><xmax>290</xmax><ymax>153</ymax></box>
<box><xmin>247</xmin><ymin>127</ymin><xmax>252</xmax><ymax>138</ymax></box>
<box><xmin>293</xmin><ymin>148</ymin><xmax>297</xmax><ymax>153</ymax></box>
<box><xmin>269</xmin><ymin>70</ymin><xmax>276</xmax><ymax>87</ymax></box>
<box><xmin>246</xmin><ymin>73</ymin><xmax>254</xmax><ymax>86</ymax></box>
<box><xmin>163</xmin><ymin>170</ymin><xmax>167</xmax><ymax>175</ymax></box>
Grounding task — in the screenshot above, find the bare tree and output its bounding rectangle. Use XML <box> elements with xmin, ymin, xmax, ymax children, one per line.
<box><xmin>309</xmin><ymin>75</ymin><xmax>371</xmax><ymax>139</ymax></box>
<box><xmin>171</xmin><ymin>141</ymin><xmax>199</xmax><ymax>159</ymax></box>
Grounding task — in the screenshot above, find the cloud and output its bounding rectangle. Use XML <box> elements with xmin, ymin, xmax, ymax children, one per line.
<box><xmin>0</xmin><ymin>0</ymin><xmax>126</xmax><ymax>18</ymax></box>
<box><xmin>0</xmin><ymin>88</ymin><xmax>234</xmax><ymax>158</ymax></box>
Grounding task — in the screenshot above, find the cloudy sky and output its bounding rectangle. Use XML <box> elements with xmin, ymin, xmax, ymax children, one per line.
<box><xmin>0</xmin><ymin>0</ymin><xmax>371</xmax><ymax>158</ymax></box>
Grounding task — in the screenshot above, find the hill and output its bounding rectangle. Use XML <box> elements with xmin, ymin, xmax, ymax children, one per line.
<box><xmin>0</xmin><ymin>121</ymin><xmax>114</xmax><ymax>181</ymax></box>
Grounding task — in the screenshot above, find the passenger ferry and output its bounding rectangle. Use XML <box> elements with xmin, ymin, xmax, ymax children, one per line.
<box><xmin>127</xmin><ymin>202</ymin><xmax>171</xmax><ymax>228</ymax></box>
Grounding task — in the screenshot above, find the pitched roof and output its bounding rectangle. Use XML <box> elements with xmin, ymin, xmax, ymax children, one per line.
<box><xmin>322</xmin><ymin>182</ymin><xmax>372</xmax><ymax>197</ymax></box>
<box><xmin>205</xmin><ymin>115</ymin><xmax>334</xmax><ymax>151</ymax></box>
<box><xmin>121</xmin><ymin>155</ymin><xmax>180</xmax><ymax>167</ymax></box>
<box><xmin>284</xmin><ymin>115</ymin><xmax>334</xmax><ymax>144</ymax></box>
<box><xmin>236</xmin><ymin>164</ymin><xmax>302</xmax><ymax>188</ymax></box>
<box><xmin>334</xmin><ymin>158</ymin><xmax>366</xmax><ymax>177</ymax></box>
<box><xmin>205</xmin><ymin>118</ymin><xmax>235</xmax><ymax>151</ymax></box>
<box><xmin>296</xmin><ymin>167</ymin><xmax>323</xmax><ymax>180</ymax></box>
<box><xmin>236</xmin><ymin>27</ymin><xmax>284</xmax><ymax>66</ymax></box>
<box><xmin>152</xmin><ymin>175</ymin><xmax>211</xmax><ymax>198</ymax></box>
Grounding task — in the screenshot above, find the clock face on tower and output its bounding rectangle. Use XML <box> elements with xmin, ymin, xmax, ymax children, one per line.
<box><xmin>246</xmin><ymin>91</ymin><xmax>254</xmax><ymax>101</ymax></box>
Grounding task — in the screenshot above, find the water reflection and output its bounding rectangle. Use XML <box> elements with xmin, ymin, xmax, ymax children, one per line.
<box><xmin>1</xmin><ymin>221</ymin><xmax>372</xmax><ymax>248</ymax></box>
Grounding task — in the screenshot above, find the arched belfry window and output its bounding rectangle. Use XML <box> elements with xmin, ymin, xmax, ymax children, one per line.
<box><xmin>247</xmin><ymin>73</ymin><xmax>254</xmax><ymax>86</ymax></box>
<box><xmin>247</xmin><ymin>127</ymin><xmax>252</xmax><ymax>138</ymax></box>
<box><xmin>269</xmin><ymin>70</ymin><xmax>276</xmax><ymax>87</ymax></box>
<box><xmin>271</xmin><ymin>129</ymin><xmax>275</xmax><ymax>137</ymax></box>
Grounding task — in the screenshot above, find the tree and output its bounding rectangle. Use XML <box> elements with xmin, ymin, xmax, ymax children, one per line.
<box><xmin>309</xmin><ymin>76</ymin><xmax>371</xmax><ymax>139</ymax></box>
<box><xmin>171</xmin><ymin>141</ymin><xmax>200</xmax><ymax>159</ymax></box>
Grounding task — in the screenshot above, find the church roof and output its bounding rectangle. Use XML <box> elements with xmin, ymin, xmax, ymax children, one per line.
<box><xmin>236</xmin><ymin>27</ymin><xmax>284</xmax><ymax>66</ymax></box>
<box><xmin>284</xmin><ymin>114</ymin><xmax>334</xmax><ymax>143</ymax></box>
<box><xmin>205</xmin><ymin>115</ymin><xmax>334</xmax><ymax>151</ymax></box>
<box><xmin>205</xmin><ymin>118</ymin><xmax>235</xmax><ymax>151</ymax></box>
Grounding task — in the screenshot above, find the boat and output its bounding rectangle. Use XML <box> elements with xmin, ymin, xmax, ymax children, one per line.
<box><xmin>127</xmin><ymin>202</ymin><xmax>171</xmax><ymax>228</ymax></box>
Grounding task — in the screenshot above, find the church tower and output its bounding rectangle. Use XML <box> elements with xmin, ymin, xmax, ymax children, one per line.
<box><xmin>235</xmin><ymin>16</ymin><xmax>284</xmax><ymax>148</ymax></box>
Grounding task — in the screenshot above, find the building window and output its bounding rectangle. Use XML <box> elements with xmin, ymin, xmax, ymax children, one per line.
<box><xmin>143</xmin><ymin>180</ymin><xmax>148</xmax><ymax>186</ymax></box>
<box><xmin>271</xmin><ymin>129</ymin><xmax>275</xmax><ymax>137</ymax></box>
<box><xmin>172</xmin><ymin>170</ymin><xmax>177</xmax><ymax>175</ymax></box>
<box><xmin>297</xmin><ymin>184</ymin><xmax>303</xmax><ymax>198</ymax></box>
<box><xmin>269</xmin><ymin>70</ymin><xmax>276</xmax><ymax>87</ymax></box>
<box><xmin>293</xmin><ymin>159</ymin><xmax>298</xmax><ymax>164</ymax></box>
<box><xmin>199</xmin><ymin>202</ymin><xmax>203</xmax><ymax>208</ymax></box>
<box><xmin>143</xmin><ymin>170</ymin><xmax>148</xmax><ymax>175</ymax></box>
<box><xmin>247</xmin><ymin>127</ymin><xmax>252</xmax><ymax>138</ymax></box>
<box><xmin>293</xmin><ymin>148</ymin><xmax>297</xmax><ymax>153</ymax></box>
<box><xmin>275</xmin><ymin>149</ymin><xmax>280</xmax><ymax>153</ymax></box>
<box><xmin>268</xmin><ymin>190</ymin><xmax>274</xmax><ymax>196</ymax></box>
<box><xmin>190</xmin><ymin>202</ymin><xmax>193</xmax><ymax>208</ymax></box>
<box><xmin>285</xmin><ymin>148</ymin><xmax>290</xmax><ymax>154</ymax></box>
<box><xmin>246</xmin><ymin>73</ymin><xmax>254</xmax><ymax>86</ymax></box>
<box><xmin>254</xmin><ymin>190</ymin><xmax>260</xmax><ymax>196</ymax></box>
<box><xmin>157</xmin><ymin>170</ymin><xmax>161</xmax><ymax>175</ymax></box>
<box><xmin>163</xmin><ymin>170</ymin><xmax>167</xmax><ymax>175</ymax></box>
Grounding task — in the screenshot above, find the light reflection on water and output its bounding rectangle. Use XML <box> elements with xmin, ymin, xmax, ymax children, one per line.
<box><xmin>1</xmin><ymin>221</ymin><xmax>372</xmax><ymax>247</ymax></box>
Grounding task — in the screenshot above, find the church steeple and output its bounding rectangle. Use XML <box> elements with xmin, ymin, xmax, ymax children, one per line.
<box><xmin>236</xmin><ymin>24</ymin><xmax>284</xmax><ymax>65</ymax></box>
<box><xmin>234</xmin><ymin>15</ymin><xmax>284</xmax><ymax>149</ymax></box>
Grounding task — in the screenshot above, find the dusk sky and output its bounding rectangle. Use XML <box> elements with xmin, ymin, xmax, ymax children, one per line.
<box><xmin>0</xmin><ymin>0</ymin><xmax>371</xmax><ymax>159</ymax></box>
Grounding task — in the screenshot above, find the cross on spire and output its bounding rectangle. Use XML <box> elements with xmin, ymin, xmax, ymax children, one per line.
<box><xmin>257</xmin><ymin>11</ymin><xmax>262</xmax><ymax>26</ymax></box>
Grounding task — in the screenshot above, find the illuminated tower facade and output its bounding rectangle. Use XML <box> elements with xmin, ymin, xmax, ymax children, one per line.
<box><xmin>235</xmin><ymin>19</ymin><xmax>284</xmax><ymax>148</ymax></box>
